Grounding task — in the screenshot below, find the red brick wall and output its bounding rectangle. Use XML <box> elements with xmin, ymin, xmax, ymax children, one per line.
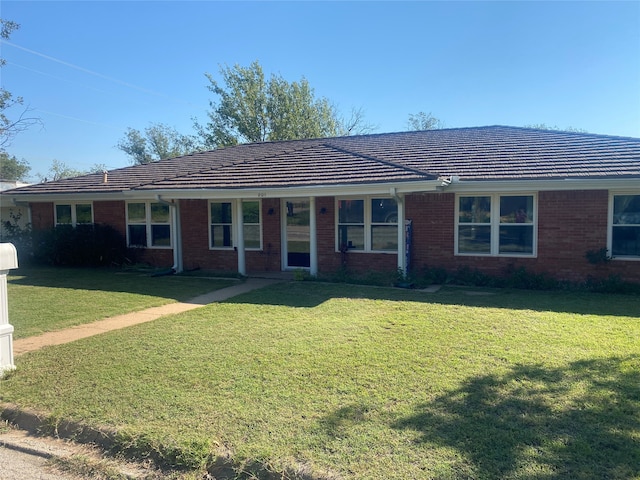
<box><xmin>316</xmin><ymin>197</ymin><xmax>398</xmax><ymax>275</ymax></box>
<box><xmin>29</xmin><ymin>192</ymin><xmax>639</xmax><ymax>284</ymax></box>
<box><xmin>179</xmin><ymin>198</ymin><xmax>283</xmax><ymax>273</ymax></box>
<box><xmin>93</xmin><ymin>200</ymin><xmax>126</xmax><ymax>237</ymax></box>
<box><xmin>405</xmin><ymin>190</ymin><xmax>640</xmax><ymax>283</ymax></box>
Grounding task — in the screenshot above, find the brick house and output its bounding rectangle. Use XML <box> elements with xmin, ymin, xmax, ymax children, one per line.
<box><xmin>3</xmin><ymin>126</ymin><xmax>639</xmax><ymax>283</ymax></box>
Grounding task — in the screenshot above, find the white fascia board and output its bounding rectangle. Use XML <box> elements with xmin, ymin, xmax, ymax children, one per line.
<box><xmin>442</xmin><ymin>177</ymin><xmax>640</xmax><ymax>193</ymax></box>
<box><xmin>122</xmin><ymin>180</ymin><xmax>442</xmax><ymax>200</ymax></box>
<box><xmin>4</xmin><ymin>192</ymin><xmax>126</xmax><ymax>204</ymax></box>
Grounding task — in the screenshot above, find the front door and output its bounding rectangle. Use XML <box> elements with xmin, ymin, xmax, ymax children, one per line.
<box><xmin>284</xmin><ymin>198</ymin><xmax>310</xmax><ymax>269</ymax></box>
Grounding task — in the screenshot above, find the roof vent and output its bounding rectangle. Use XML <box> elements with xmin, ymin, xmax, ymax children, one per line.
<box><xmin>102</xmin><ymin>170</ymin><xmax>108</xmax><ymax>183</ymax></box>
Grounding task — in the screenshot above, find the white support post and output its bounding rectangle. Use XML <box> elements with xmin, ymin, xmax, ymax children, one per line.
<box><xmin>172</xmin><ymin>202</ymin><xmax>183</xmax><ymax>273</ymax></box>
<box><xmin>236</xmin><ymin>200</ymin><xmax>246</xmax><ymax>276</ymax></box>
<box><xmin>309</xmin><ymin>196</ymin><xmax>318</xmax><ymax>276</ymax></box>
<box><xmin>0</xmin><ymin>243</ymin><xmax>18</xmax><ymax>378</ymax></box>
<box><xmin>396</xmin><ymin>195</ymin><xmax>406</xmax><ymax>276</ymax></box>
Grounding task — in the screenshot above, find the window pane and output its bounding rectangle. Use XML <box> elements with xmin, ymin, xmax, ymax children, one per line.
<box><xmin>458</xmin><ymin>225</ymin><xmax>491</xmax><ymax>253</ymax></box>
<box><xmin>338</xmin><ymin>200</ymin><xmax>364</xmax><ymax>223</ymax></box>
<box><xmin>151</xmin><ymin>224</ymin><xmax>171</xmax><ymax>246</ymax></box>
<box><xmin>372</xmin><ymin>225</ymin><xmax>398</xmax><ymax>251</ymax></box>
<box><xmin>56</xmin><ymin>205</ymin><xmax>72</xmax><ymax>224</ymax></box>
<box><xmin>128</xmin><ymin>203</ymin><xmax>146</xmax><ymax>223</ymax></box>
<box><xmin>151</xmin><ymin>203</ymin><xmax>170</xmax><ymax>223</ymax></box>
<box><xmin>499</xmin><ymin>225</ymin><xmax>533</xmax><ymax>254</ymax></box>
<box><xmin>612</xmin><ymin>226</ymin><xmax>640</xmax><ymax>256</ymax></box>
<box><xmin>459</xmin><ymin>197</ymin><xmax>491</xmax><ymax>223</ymax></box>
<box><xmin>371</xmin><ymin>198</ymin><xmax>398</xmax><ymax>223</ymax></box>
<box><xmin>613</xmin><ymin>195</ymin><xmax>640</xmax><ymax>225</ymax></box>
<box><xmin>211</xmin><ymin>225</ymin><xmax>232</xmax><ymax>248</ymax></box>
<box><xmin>128</xmin><ymin>224</ymin><xmax>147</xmax><ymax>247</ymax></box>
<box><xmin>244</xmin><ymin>225</ymin><xmax>261</xmax><ymax>249</ymax></box>
<box><xmin>500</xmin><ymin>196</ymin><xmax>533</xmax><ymax>224</ymax></box>
<box><xmin>338</xmin><ymin>225</ymin><xmax>364</xmax><ymax>250</ymax></box>
<box><xmin>243</xmin><ymin>201</ymin><xmax>260</xmax><ymax>224</ymax></box>
<box><xmin>76</xmin><ymin>204</ymin><xmax>92</xmax><ymax>224</ymax></box>
<box><xmin>211</xmin><ymin>202</ymin><xmax>232</xmax><ymax>224</ymax></box>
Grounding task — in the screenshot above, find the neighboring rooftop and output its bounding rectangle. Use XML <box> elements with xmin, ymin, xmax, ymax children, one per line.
<box><xmin>4</xmin><ymin>126</ymin><xmax>640</xmax><ymax>196</ymax></box>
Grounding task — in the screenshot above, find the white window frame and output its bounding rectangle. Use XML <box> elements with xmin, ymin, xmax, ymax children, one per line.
<box><xmin>208</xmin><ymin>199</ymin><xmax>262</xmax><ymax>251</ymax></box>
<box><xmin>608</xmin><ymin>192</ymin><xmax>640</xmax><ymax>261</ymax></box>
<box><xmin>455</xmin><ymin>193</ymin><xmax>537</xmax><ymax>257</ymax></box>
<box><xmin>54</xmin><ymin>202</ymin><xmax>94</xmax><ymax>226</ymax></box>
<box><xmin>126</xmin><ymin>201</ymin><xmax>172</xmax><ymax>249</ymax></box>
<box><xmin>335</xmin><ymin>196</ymin><xmax>398</xmax><ymax>253</ymax></box>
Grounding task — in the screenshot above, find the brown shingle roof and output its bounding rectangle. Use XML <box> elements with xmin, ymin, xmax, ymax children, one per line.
<box><xmin>6</xmin><ymin>126</ymin><xmax>640</xmax><ymax>196</ymax></box>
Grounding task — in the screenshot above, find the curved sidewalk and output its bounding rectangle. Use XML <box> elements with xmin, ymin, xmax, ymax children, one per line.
<box><xmin>13</xmin><ymin>277</ymin><xmax>281</xmax><ymax>356</ymax></box>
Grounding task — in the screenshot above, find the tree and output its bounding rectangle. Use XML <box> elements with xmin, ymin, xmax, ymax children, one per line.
<box><xmin>0</xmin><ymin>19</ymin><xmax>41</xmax><ymax>148</ymax></box>
<box><xmin>195</xmin><ymin>61</ymin><xmax>373</xmax><ymax>148</ymax></box>
<box><xmin>0</xmin><ymin>151</ymin><xmax>30</xmax><ymax>181</ymax></box>
<box><xmin>44</xmin><ymin>160</ymin><xmax>84</xmax><ymax>181</ymax></box>
<box><xmin>407</xmin><ymin>112</ymin><xmax>444</xmax><ymax>131</ymax></box>
<box><xmin>524</xmin><ymin>123</ymin><xmax>588</xmax><ymax>133</ymax></box>
<box><xmin>117</xmin><ymin>123</ymin><xmax>199</xmax><ymax>165</ymax></box>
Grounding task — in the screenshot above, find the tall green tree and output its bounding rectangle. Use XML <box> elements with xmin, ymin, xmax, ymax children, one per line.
<box><xmin>195</xmin><ymin>61</ymin><xmax>373</xmax><ymax>148</ymax></box>
<box><xmin>0</xmin><ymin>151</ymin><xmax>30</xmax><ymax>181</ymax></box>
<box><xmin>0</xmin><ymin>19</ymin><xmax>41</xmax><ymax>148</ymax></box>
<box><xmin>407</xmin><ymin>111</ymin><xmax>444</xmax><ymax>131</ymax></box>
<box><xmin>117</xmin><ymin>123</ymin><xmax>199</xmax><ymax>165</ymax></box>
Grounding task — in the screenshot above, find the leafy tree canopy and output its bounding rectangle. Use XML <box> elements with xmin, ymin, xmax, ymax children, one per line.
<box><xmin>407</xmin><ymin>111</ymin><xmax>444</xmax><ymax>131</ymax></box>
<box><xmin>117</xmin><ymin>123</ymin><xmax>199</xmax><ymax>165</ymax></box>
<box><xmin>0</xmin><ymin>150</ymin><xmax>30</xmax><ymax>181</ymax></box>
<box><xmin>44</xmin><ymin>160</ymin><xmax>85</xmax><ymax>182</ymax></box>
<box><xmin>195</xmin><ymin>61</ymin><xmax>374</xmax><ymax>149</ymax></box>
<box><xmin>524</xmin><ymin>123</ymin><xmax>588</xmax><ymax>133</ymax></box>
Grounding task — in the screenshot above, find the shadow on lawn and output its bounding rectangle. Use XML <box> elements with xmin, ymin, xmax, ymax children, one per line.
<box><xmin>225</xmin><ymin>281</ymin><xmax>640</xmax><ymax>318</ymax></box>
<box><xmin>392</xmin><ymin>356</ymin><xmax>640</xmax><ymax>479</ymax></box>
<box><xmin>8</xmin><ymin>267</ymin><xmax>234</xmax><ymax>301</ymax></box>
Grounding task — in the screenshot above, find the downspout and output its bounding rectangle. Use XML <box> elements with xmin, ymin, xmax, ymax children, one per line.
<box><xmin>156</xmin><ymin>195</ymin><xmax>182</xmax><ymax>273</ymax></box>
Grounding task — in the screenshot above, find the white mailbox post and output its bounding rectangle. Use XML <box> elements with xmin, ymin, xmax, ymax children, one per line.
<box><xmin>0</xmin><ymin>243</ymin><xmax>18</xmax><ymax>377</ymax></box>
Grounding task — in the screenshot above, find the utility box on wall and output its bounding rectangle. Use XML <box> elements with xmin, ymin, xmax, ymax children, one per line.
<box><xmin>0</xmin><ymin>243</ymin><xmax>18</xmax><ymax>377</ymax></box>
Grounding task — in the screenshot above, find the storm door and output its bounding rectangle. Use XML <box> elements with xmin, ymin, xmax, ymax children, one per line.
<box><xmin>283</xmin><ymin>198</ymin><xmax>310</xmax><ymax>269</ymax></box>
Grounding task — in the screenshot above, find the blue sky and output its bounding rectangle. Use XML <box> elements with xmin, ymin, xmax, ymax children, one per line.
<box><xmin>2</xmin><ymin>1</ymin><xmax>639</xmax><ymax>181</ymax></box>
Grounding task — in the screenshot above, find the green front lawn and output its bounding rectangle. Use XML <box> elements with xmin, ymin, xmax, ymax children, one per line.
<box><xmin>7</xmin><ymin>267</ymin><xmax>235</xmax><ymax>338</ymax></box>
<box><xmin>1</xmin><ymin>282</ymin><xmax>639</xmax><ymax>479</ymax></box>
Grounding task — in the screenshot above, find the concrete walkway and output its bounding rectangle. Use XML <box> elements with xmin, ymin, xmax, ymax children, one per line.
<box><xmin>13</xmin><ymin>277</ymin><xmax>282</xmax><ymax>356</ymax></box>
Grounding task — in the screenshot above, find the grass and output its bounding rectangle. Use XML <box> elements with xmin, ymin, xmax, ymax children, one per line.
<box><xmin>1</xmin><ymin>281</ymin><xmax>639</xmax><ymax>479</ymax></box>
<box><xmin>6</xmin><ymin>267</ymin><xmax>236</xmax><ymax>339</ymax></box>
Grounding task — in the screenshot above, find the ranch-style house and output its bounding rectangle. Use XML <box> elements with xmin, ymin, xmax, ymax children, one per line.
<box><xmin>2</xmin><ymin>126</ymin><xmax>639</xmax><ymax>283</ymax></box>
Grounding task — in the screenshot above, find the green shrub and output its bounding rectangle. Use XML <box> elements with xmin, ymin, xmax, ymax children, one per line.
<box><xmin>502</xmin><ymin>265</ymin><xmax>560</xmax><ymax>290</ymax></box>
<box><xmin>1</xmin><ymin>210</ymin><xmax>34</xmax><ymax>265</ymax></box>
<box><xmin>584</xmin><ymin>275</ymin><xmax>640</xmax><ymax>294</ymax></box>
<box><xmin>32</xmin><ymin>224</ymin><xmax>127</xmax><ymax>267</ymax></box>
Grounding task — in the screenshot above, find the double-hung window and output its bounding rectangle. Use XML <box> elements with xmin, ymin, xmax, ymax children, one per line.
<box><xmin>209</xmin><ymin>200</ymin><xmax>262</xmax><ymax>250</ymax></box>
<box><xmin>126</xmin><ymin>202</ymin><xmax>171</xmax><ymax>248</ymax></box>
<box><xmin>337</xmin><ymin>197</ymin><xmax>398</xmax><ymax>252</ymax></box>
<box><xmin>611</xmin><ymin>194</ymin><xmax>640</xmax><ymax>258</ymax></box>
<box><xmin>456</xmin><ymin>194</ymin><xmax>535</xmax><ymax>256</ymax></box>
<box><xmin>55</xmin><ymin>203</ymin><xmax>93</xmax><ymax>226</ymax></box>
